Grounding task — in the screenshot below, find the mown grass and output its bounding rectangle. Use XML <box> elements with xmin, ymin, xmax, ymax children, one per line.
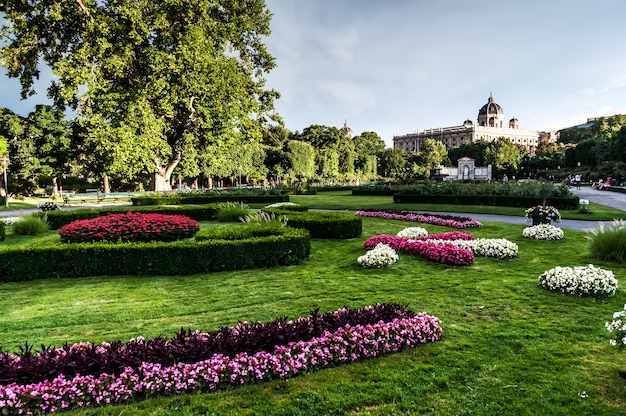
<box><xmin>290</xmin><ymin>191</ymin><xmax>626</xmax><ymax>221</ymax></box>
<box><xmin>1</xmin><ymin>210</ymin><xmax>626</xmax><ymax>415</ymax></box>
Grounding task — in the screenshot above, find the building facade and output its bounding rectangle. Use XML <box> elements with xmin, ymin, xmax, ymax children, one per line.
<box><xmin>393</xmin><ymin>94</ymin><xmax>555</xmax><ymax>153</ymax></box>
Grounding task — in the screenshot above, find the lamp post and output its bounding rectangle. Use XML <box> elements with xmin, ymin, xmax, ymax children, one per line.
<box><xmin>0</xmin><ymin>156</ymin><xmax>9</xmax><ymax>208</ymax></box>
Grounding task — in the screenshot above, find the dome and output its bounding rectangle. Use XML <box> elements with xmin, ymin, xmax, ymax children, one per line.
<box><xmin>477</xmin><ymin>93</ymin><xmax>505</xmax><ymax>128</ymax></box>
<box><xmin>478</xmin><ymin>93</ymin><xmax>504</xmax><ymax>116</ymax></box>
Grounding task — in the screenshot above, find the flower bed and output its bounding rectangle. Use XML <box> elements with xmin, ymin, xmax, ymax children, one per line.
<box><xmin>355</xmin><ymin>210</ymin><xmax>482</xmax><ymax>229</ymax></box>
<box><xmin>364</xmin><ymin>234</ymin><xmax>474</xmax><ymax>266</ymax></box>
<box><xmin>538</xmin><ymin>264</ymin><xmax>618</xmax><ymax>296</ymax></box>
<box><xmin>357</xmin><ymin>243</ymin><xmax>399</xmax><ymax>268</ymax></box>
<box><xmin>522</xmin><ymin>224</ymin><xmax>564</xmax><ymax>240</ymax></box>
<box><xmin>57</xmin><ymin>212</ymin><xmax>200</xmax><ymax>243</ymax></box>
<box><xmin>0</xmin><ymin>304</ymin><xmax>442</xmax><ymax>414</ymax></box>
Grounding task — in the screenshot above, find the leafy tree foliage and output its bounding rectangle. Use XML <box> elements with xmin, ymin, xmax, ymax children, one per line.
<box><xmin>0</xmin><ymin>0</ymin><xmax>279</xmax><ymax>191</ymax></box>
<box><xmin>286</xmin><ymin>140</ymin><xmax>315</xmax><ymax>183</ymax></box>
<box><xmin>448</xmin><ymin>140</ymin><xmax>489</xmax><ymax>166</ymax></box>
<box><xmin>484</xmin><ymin>137</ymin><xmax>523</xmax><ymax>175</ymax></box>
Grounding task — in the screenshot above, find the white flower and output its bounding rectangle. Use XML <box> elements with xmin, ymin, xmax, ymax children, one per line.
<box><xmin>264</xmin><ymin>202</ymin><xmax>301</xmax><ymax>208</ymax></box>
<box><xmin>357</xmin><ymin>243</ymin><xmax>399</xmax><ymax>268</ymax></box>
<box><xmin>522</xmin><ymin>224</ymin><xmax>564</xmax><ymax>240</ymax></box>
<box><xmin>1</xmin><ymin>216</ymin><xmax>22</xmax><ymax>226</ymax></box>
<box><xmin>423</xmin><ymin>238</ymin><xmax>518</xmax><ymax>259</ymax></box>
<box><xmin>540</xmin><ymin>264</ymin><xmax>617</xmax><ymax>297</ymax></box>
<box><xmin>606</xmin><ymin>304</ymin><xmax>626</xmax><ymax>348</ymax></box>
<box><xmin>397</xmin><ymin>227</ymin><xmax>428</xmax><ymax>239</ymax></box>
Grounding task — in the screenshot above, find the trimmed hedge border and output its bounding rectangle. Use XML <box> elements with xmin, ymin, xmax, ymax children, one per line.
<box><xmin>0</xmin><ymin>227</ymin><xmax>310</xmax><ymax>282</ymax></box>
<box><xmin>131</xmin><ymin>194</ymin><xmax>290</xmax><ymax>206</ymax></box>
<box><xmin>393</xmin><ymin>193</ymin><xmax>580</xmax><ymax>209</ymax></box>
<box><xmin>262</xmin><ymin>208</ymin><xmax>362</xmax><ymax>239</ymax></box>
<box><xmin>40</xmin><ymin>205</ymin><xmax>219</xmax><ymax>230</ymax></box>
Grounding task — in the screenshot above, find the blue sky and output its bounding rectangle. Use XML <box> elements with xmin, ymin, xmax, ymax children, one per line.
<box><xmin>2</xmin><ymin>1</ymin><xmax>626</xmax><ymax>148</ymax></box>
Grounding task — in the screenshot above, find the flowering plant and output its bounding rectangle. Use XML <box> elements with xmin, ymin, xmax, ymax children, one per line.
<box><xmin>357</xmin><ymin>243</ymin><xmax>399</xmax><ymax>268</ymax></box>
<box><xmin>397</xmin><ymin>227</ymin><xmax>428</xmax><ymax>238</ymax></box>
<box><xmin>57</xmin><ymin>212</ymin><xmax>200</xmax><ymax>243</ymax></box>
<box><xmin>364</xmin><ymin>234</ymin><xmax>474</xmax><ymax>266</ymax></box>
<box><xmin>524</xmin><ymin>205</ymin><xmax>561</xmax><ymax>223</ymax></box>
<box><xmin>522</xmin><ymin>224</ymin><xmax>564</xmax><ymax>240</ymax></box>
<box><xmin>425</xmin><ymin>238</ymin><xmax>518</xmax><ymax>259</ymax></box>
<box><xmin>38</xmin><ymin>201</ymin><xmax>60</xmax><ymax>211</ymax></box>
<box><xmin>538</xmin><ymin>264</ymin><xmax>617</xmax><ymax>296</ymax></box>
<box><xmin>1</xmin><ymin>216</ymin><xmax>22</xmax><ymax>226</ymax></box>
<box><xmin>0</xmin><ymin>305</ymin><xmax>442</xmax><ymax>414</ymax></box>
<box><xmin>606</xmin><ymin>304</ymin><xmax>626</xmax><ymax>348</ymax></box>
<box><xmin>355</xmin><ymin>210</ymin><xmax>482</xmax><ymax>229</ymax></box>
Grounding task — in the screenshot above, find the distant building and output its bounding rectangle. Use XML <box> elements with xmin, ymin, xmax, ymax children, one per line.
<box><xmin>393</xmin><ymin>94</ymin><xmax>556</xmax><ymax>154</ymax></box>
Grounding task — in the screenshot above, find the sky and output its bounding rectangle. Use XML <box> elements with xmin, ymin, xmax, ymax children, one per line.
<box><xmin>1</xmin><ymin>0</ymin><xmax>626</xmax><ymax>148</ymax></box>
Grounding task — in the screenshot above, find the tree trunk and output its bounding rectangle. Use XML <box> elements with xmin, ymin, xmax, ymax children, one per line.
<box><xmin>103</xmin><ymin>174</ymin><xmax>110</xmax><ymax>193</ymax></box>
<box><xmin>152</xmin><ymin>157</ymin><xmax>180</xmax><ymax>191</ymax></box>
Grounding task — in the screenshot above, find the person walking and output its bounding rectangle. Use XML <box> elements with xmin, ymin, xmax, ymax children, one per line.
<box><xmin>574</xmin><ymin>173</ymin><xmax>581</xmax><ymax>190</ymax></box>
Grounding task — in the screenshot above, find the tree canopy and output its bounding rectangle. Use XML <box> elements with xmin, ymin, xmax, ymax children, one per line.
<box><xmin>0</xmin><ymin>0</ymin><xmax>279</xmax><ymax>190</ymax></box>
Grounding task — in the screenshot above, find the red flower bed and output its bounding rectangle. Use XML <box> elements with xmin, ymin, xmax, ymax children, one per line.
<box><xmin>58</xmin><ymin>212</ymin><xmax>200</xmax><ymax>243</ymax></box>
<box><xmin>364</xmin><ymin>234</ymin><xmax>474</xmax><ymax>266</ymax></box>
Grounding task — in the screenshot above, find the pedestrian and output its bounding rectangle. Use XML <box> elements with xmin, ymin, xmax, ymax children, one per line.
<box><xmin>574</xmin><ymin>173</ymin><xmax>581</xmax><ymax>190</ymax></box>
<box><xmin>503</xmin><ymin>174</ymin><xmax>508</xmax><ymax>183</ymax></box>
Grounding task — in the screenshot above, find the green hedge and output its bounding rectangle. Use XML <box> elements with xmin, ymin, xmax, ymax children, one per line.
<box><xmin>40</xmin><ymin>205</ymin><xmax>219</xmax><ymax>230</ymax></box>
<box><xmin>0</xmin><ymin>222</ymin><xmax>5</xmax><ymax>241</ymax></box>
<box><xmin>351</xmin><ymin>188</ymin><xmax>396</xmax><ymax>196</ymax></box>
<box><xmin>131</xmin><ymin>195</ymin><xmax>289</xmax><ymax>206</ymax></box>
<box><xmin>0</xmin><ymin>227</ymin><xmax>310</xmax><ymax>282</ymax></box>
<box><xmin>393</xmin><ymin>193</ymin><xmax>580</xmax><ymax>209</ymax></box>
<box><xmin>262</xmin><ymin>209</ymin><xmax>362</xmax><ymax>239</ymax></box>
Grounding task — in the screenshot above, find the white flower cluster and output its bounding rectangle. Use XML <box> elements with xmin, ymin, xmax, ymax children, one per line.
<box><xmin>357</xmin><ymin>243</ymin><xmax>399</xmax><ymax>268</ymax></box>
<box><xmin>424</xmin><ymin>238</ymin><xmax>518</xmax><ymax>259</ymax></box>
<box><xmin>397</xmin><ymin>227</ymin><xmax>428</xmax><ymax>239</ymax></box>
<box><xmin>264</xmin><ymin>202</ymin><xmax>300</xmax><ymax>208</ymax></box>
<box><xmin>539</xmin><ymin>264</ymin><xmax>618</xmax><ymax>297</ymax></box>
<box><xmin>606</xmin><ymin>304</ymin><xmax>626</xmax><ymax>347</ymax></box>
<box><xmin>522</xmin><ymin>224</ymin><xmax>564</xmax><ymax>240</ymax></box>
<box><xmin>1</xmin><ymin>216</ymin><xmax>22</xmax><ymax>226</ymax></box>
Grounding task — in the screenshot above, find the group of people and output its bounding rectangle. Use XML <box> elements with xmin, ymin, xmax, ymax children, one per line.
<box><xmin>591</xmin><ymin>177</ymin><xmax>614</xmax><ymax>190</ymax></box>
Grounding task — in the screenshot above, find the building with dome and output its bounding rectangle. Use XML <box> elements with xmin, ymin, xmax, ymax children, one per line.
<box><xmin>393</xmin><ymin>94</ymin><xmax>554</xmax><ymax>154</ymax></box>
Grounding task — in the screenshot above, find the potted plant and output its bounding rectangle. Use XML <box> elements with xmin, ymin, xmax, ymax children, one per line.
<box><xmin>525</xmin><ymin>205</ymin><xmax>561</xmax><ymax>225</ymax></box>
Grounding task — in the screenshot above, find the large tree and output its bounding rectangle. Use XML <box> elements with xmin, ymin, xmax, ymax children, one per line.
<box><xmin>0</xmin><ymin>0</ymin><xmax>279</xmax><ymax>191</ymax></box>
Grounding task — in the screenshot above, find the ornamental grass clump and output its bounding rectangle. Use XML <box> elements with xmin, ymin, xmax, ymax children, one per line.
<box><xmin>357</xmin><ymin>243</ymin><xmax>399</xmax><ymax>268</ymax></box>
<box><xmin>216</xmin><ymin>201</ymin><xmax>250</xmax><ymax>222</ymax></box>
<box><xmin>538</xmin><ymin>264</ymin><xmax>618</xmax><ymax>297</ymax></box>
<box><xmin>588</xmin><ymin>219</ymin><xmax>626</xmax><ymax>264</ymax></box>
<box><xmin>57</xmin><ymin>212</ymin><xmax>200</xmax><ymax>243</ymax></box>
<box><xmin>523</xmin><ymin>224</ymin><xmax>564</xmax><ymax>240</ymax></box>
<box><xmin>11</xmin><ymin>214</ymin><xmax>50</xmax><ymax>236</ymax></box>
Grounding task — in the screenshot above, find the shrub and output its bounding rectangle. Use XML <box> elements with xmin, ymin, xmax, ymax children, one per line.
<box><xmin>12</xmin><ymin>215</ymin><xmax>50</xmax><ymax>236</ymax></box>
<box><xmin>57</xmin><ymin>212</ymin><xmax>200</xmax><ymax>243</ymax></box>
<box><xmin>0</xmin><ymin>222</ymin><xmax>4</xmax><ymax>241</ymax></box>
<box><xmin>522</xmin><ymin>224</ymin><xmax>564</xmax><ymax>240</ymax></box>
<box><xmin>216</xmin><ymin>201</ymin><xmax>250</xmax><ymax>222</ymax></box>
<box><xmin>0</xmin><ymin>227</ymin><xmax>310</xmax><ymax>281</ymax></box>
<box><xmin>263</xmin><ymin>209</ymin><xmax>362</xmax><ymax>239</ymax></box>
<box><xmin>588</xmin><ymin>220</ymin><xmax>626</xmax><ymax>264</ymax></box>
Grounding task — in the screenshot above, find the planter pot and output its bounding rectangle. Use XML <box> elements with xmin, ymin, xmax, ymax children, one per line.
<box><xmin>532</xmin><ymin>215</ymin><xmax>551</xmax><ymax>226</ymax></box>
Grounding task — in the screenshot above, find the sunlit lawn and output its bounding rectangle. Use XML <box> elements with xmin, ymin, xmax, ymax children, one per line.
<box><xmin>1</xmin><ymin>204</ymin><xmax>626</xmax><ymax>414</ymax></box>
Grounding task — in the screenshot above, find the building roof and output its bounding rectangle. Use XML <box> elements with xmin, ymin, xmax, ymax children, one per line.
<box><xmin>478</xmin><ymin>93</ymin><xmax>504</xmax><ymax>116</ymax></box>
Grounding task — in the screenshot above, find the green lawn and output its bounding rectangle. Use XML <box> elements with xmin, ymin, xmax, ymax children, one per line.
<box><xmin>289</xmin><ymin>191</ymin><xmax>626</xmax><ymax>221</ymax></box>
<box><xmin>1</xmin><ymin>203</ymin><xmax>626</xmax><ymax>415</ymax></box>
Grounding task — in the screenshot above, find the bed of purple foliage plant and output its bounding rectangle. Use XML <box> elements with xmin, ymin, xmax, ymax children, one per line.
<box><xmin>0</xmin><ymin>304</ymin><xmax>442</xmax><ymax>414</ymax></box>
<box><xmin>355</xmin><ymin>210</ymin><xmax>483</xmax><ymax>229</ymax></box>
<box><xmin>364</xmin><ymin>232</ymin><xmax>475</xmax><ymax>266</ymax></box>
